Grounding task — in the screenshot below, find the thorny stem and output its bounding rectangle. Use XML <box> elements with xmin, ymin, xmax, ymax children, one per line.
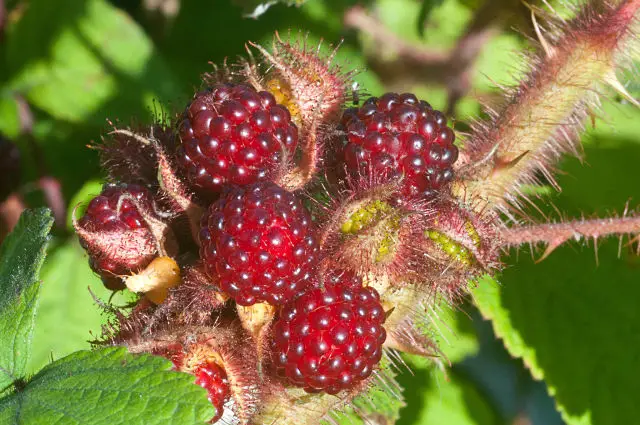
<box><xmin>461</xmin><ymin>0</ymin><xmax>640</xmax><ymax>214</ymax></box>
<box><xmin>501</xmin><ymin>213</ymin><xmax>640</xmax><ymax>260</ymax></box>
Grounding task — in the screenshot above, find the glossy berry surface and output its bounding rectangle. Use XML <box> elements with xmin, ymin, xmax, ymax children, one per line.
<box><xmin>200</xmin><ymin>182</ymin><xmax>318</xmax><ymax>306</ymax></box>
<box><xmin>194</xmin><ymin>362</ymin><xmax>231</xmax><ymax>423</ymax></box>
<box><xmin>272</xmin><ymin>283</ymin><xmax>387</xmax><ymax>394</ymax></box>
<box><xmin>340</xmin><ymin>93</ymin><xmax>458</xmax><ymax>198</ymax></box>
<box><xmin>78</xmin><ymin>184</ymin><xmax>153</xmax><ymax>290</ymax></box>
<box><xmin>177</xmin><ymin>83</ymin><xmax>299</xmax><ymax>193</ymax></box>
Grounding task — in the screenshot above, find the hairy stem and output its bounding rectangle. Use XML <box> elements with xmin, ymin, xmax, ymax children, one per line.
<box><xmin>460</xmin><ymin>0</ymin><xmax>640</xmax><ymax>213</ymax></box>
<box><xmin>501</xmin><ymin>213</ymin><xmax>640</xmax><ymax>260</ymax></box>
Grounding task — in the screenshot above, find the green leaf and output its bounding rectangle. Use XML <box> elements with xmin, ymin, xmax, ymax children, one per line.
<box><xmin>5</xmin><ymin>0</ymin><xmax>180</xmax><ymax>125</ymax></box>
<box><xmin>27</xmin><ymin>240</ymin><xmax>133</xmax><ymax>374</ymax></box>
<box><xmin>0</xmin><ymin>347</ymin><xmax>215</xmax><ymax>425</ymax></box>
<box><xmin>433</xmin><ymin>299</ymin><xmax>479</xmax><ymax>364</ymax></box>
<box><xmin>397</xmin><ymin>357</ymin><xmax>500</xmax><ymax>425</ymax></box>
<box><xmin>0</xmin><ymin>209</ymin><xmax>53</xmax><ymax>394</ymax></box>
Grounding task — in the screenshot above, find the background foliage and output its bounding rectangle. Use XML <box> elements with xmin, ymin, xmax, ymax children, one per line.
<box><xmin>0</xmin><ymin>0</ymin><xmax>638</xmax><ymax>424</ymax></box>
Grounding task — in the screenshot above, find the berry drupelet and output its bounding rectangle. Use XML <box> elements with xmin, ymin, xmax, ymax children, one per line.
<box><xmin>177</xmin><ymin>83</ymin><xmax>299</xmax><ymax>193</ymax></box>
<box><xmin>271</xmin><ymin>281</ymin><xmax>387</xmax><ymax>394</ymax></box>
<box><xmin>340</xmin><ymin>92</ymin><xmax>458</xmax><ymax>198</ymax></box>
<box><xmin>199</xmin><ymin>181</ymin><xmax>318</xmax><ymax>306</ymax></box>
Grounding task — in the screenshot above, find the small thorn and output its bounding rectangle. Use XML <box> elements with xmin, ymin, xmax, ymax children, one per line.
<box><xmin>529</xmin><ymin>8</ymin><xmax>555</xmax><ymax>58</ymax></box>
<box><xmin>535</xmin><ymin>240</ymin><xmax>563</xmax><ymax>263</ymax></box>
<box><xmin>605</xmin><ymin>70</ymin><xmax>640</xmax><ymax>107</ymax></box>
<box><xmin>494</xmin><ymin>150</ymin><xmax>530</xmax><ymax>173</ymax></box>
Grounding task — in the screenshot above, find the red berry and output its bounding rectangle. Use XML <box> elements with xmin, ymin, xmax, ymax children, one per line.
<box><xmin>339</xmin><ymin>93</ymin><xmax>458</xmax><ymax>198</ymax></box>
<box><xmin>194</xmin><ymin>362</ymin><xmax>231</xmax><ymax>423</ymax></box>
<box><xmin>177</xmin><ymin>83</ymin><xmax>299</xmax><ymax>193</ymax></box>
<box><xmin>200</xmin><ymin>182</ymin><xmax>318</xmax><ymax>306</ymax></box>
<box><xmin>77</xmin><ymin>184</ymin><xmax>157</xmax><ymax>290</ymax></box>
<box><xmin>155</xmin><ymin>345</ymin><xmax>230</xmax><ymax>424</ymax></box>
<box><xmin>271</xmin><ymin>283</ymin><xmax>387</xmax><ymax>394</ymax></box>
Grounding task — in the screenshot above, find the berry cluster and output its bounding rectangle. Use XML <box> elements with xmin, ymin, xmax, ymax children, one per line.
<box><xmin>76</xmin><ymin>37</ymin><xmax>464</xmax><ymax>424</ymax></box>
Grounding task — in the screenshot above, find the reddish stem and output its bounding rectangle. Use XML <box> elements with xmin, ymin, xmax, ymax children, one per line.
<box><xmin>501</xmin><ymin>214</ymin><xmax>640</xmax><ymax>260</ymax></box>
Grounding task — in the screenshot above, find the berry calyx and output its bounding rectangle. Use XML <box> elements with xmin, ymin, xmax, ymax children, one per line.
<box><xmin>200</xmin><ymin>182</ymin><xmax>318</xmax><ymax>306</ymax></box>
<box><xmin>339</xmin><ymin>93</ymin><xmax>458</xmax><ymax>198</ymax></box>
<box><xmin>177</xmin><ymin>83</ymin><xmax>299</xmax><ymax>193</ymax></box>
<box><xmin>76</xmin><ymin>184</ymin><xmax>160</xmax><ymax>290</ymax></box>
<box><xmin>271</xmin><ymin>283</ymin><xmax>387</xmax><ymax>394</ymax></box>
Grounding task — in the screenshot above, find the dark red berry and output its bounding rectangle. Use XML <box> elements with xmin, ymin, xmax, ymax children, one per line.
<box><xmin>194</xmin><ymin>362</ymin><xmax>231</xmax><ymax>423</ymax></box>
<box><xmin>339</xmin><ymin>93</ymin><xmax>458</xmax><ymax>198</ymax></box>
<box><xmin>200</xmin><ymin>182</ymin><xmax>318</xmax><ymax>306</ymax></box>
<box><xmin>0</xmin><ymin>135</ymin><xmax>21</xmax><ymax>202</ymax></box>
<box><xmin>77</xmin><ymin>184</ymin><xmax>157</xmax><ymax>290</ymax></box>
<box><xmin>155</xmin><ymin>345</ymin><xmax>230</xmax><ymax>424</ymax></box>
<box><xmin>271</xmin><ymin>283</ymin><xmax>387</xmax><ymax>394</ymax></box>
<box><xmin>177</xmin><ymin>83</ymin><xmax>299</xmax><ymax>193</ymax></box>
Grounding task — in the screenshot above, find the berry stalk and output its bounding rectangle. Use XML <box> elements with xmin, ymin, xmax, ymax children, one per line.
<box><xmin>459</xmin><ymin>0</ymin><xmax>640</xmax><ymax>214</ymax></box>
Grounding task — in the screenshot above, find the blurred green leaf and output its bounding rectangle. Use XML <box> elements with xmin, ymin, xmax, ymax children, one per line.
<box><xmin>397</xmin><ymin>356</ymin><xmax>500</xmax><ymax>425</ymax></box>
<box><xmin>6</xmin><ymin>0</ymin><xmax>180</xmax><ymax>125</ymax></box>
<box><xmin>0</xmin><ymin>209</ymin><xmax>53</xmax><ymax>395</ymax></box>
<box><xmin>0</xmin><ymin>347</ymin><xmax>215</xmax><ymax>425</ymax></box>
<box><xmin>27</xmin><ymin>239</ymin><xmax>132</xmax><ymax>374</ymax></box>
<box><xmin>417</xmin><ymin>0</ymin><xmax>445</xmax><ymax>37</ymax></box>
<box><xmin>378</xmin><ymin>0</ymin><xmax>470</xmax><ymax>48</ymax></box>
<box><xmin>434</xmin><ymin>300</ymin><xmax>479</xmax><ymax>364</ymax></box>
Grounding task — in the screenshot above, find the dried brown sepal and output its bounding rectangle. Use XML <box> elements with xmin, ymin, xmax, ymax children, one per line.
<box><xmin>236</xmin><ymin>33</ymin><xmax>356</xmax><ymax>190</ymax></box>
<box><xmin>96</xmin><ymin>121</ymin><xmax>171</xmax><ymax>187</ymax></box>
<box><xmin>109</xmin><ymin>126</ymin><xmax>204</xmax><ymax>245</ymax></box>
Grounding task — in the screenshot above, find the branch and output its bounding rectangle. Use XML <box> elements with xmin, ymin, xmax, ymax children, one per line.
<box><xmin>501</xmin><ymin>212</ymin><xmax>640</xmax><ymax>261</ymax></box>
